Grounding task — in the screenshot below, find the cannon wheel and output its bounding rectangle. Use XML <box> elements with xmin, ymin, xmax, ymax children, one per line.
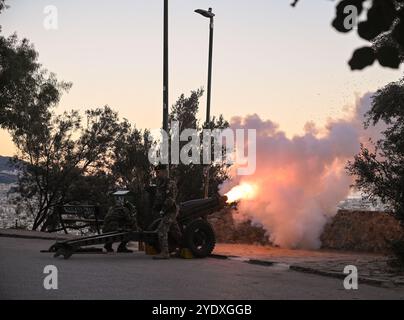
<box><xmin>183</xmin><ymin>219</ymin><xmax>215</xmax><ymax>258</ymax></box>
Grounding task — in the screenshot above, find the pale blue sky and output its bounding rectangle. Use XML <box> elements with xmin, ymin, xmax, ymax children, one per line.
<box><xmin>0</xmin><ymin>0</ymin><xmax>402</xmax><ymax>155</ymax></box>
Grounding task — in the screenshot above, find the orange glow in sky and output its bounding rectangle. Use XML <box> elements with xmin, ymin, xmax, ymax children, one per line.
<box><xmin>0</xmin><ymin>0</ymin><xmax>403</xmax><ymax>156</ymax></box>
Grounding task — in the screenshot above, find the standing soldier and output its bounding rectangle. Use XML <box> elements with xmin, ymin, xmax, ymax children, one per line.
<box><xmin>153</xmin><ymin>164</ymin><xmax>182</xmax><ymax>260</ymax></box>
<box><xmin>103</xmin><ymin>191</ymin><xmax>139</xmax><ymax>253</ymax></box>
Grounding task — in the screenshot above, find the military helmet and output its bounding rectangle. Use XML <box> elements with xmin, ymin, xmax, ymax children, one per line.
<box><xmin>112</xmin><ymin>190</ymin><xmax>134</xmax><ymax>205</ymax></box>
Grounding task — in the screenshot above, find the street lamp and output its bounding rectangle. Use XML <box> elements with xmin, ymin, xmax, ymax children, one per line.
<box><xmin>194</xmin><ymin>8</ymin><xmax>215</xmax><ymax>124</ymax></box>
<box><xmin>195</xmin><ymin>7</ymin><xmax>215</xmax><ymax>198</ymax></box>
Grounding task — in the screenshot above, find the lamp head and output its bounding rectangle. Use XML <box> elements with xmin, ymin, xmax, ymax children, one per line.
<box><xmin>195</xmin><ymin>8</ymin><xmax>215</xmax><ymax>19</ymax></box>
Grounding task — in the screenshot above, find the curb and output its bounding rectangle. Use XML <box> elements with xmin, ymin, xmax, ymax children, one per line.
<box><xmin>288</xmin><ymin>265</ymin><xmax>400</xmax><ymax>288</ymax></box>
<box><xmin>0</xmin><ymin>229</ymin><xmax>73</xmax><ymax>241</ymax></box>
<box><xmin>210</xmin><ymin>254</ymin><xmax>277</xmax><ymax>267</ymax></box>
<box><xmin>289</xmin><ymin>265</ymin><xmax>345</xmax><ymax>280</ymax></box>
<box><xmin>209</xmin><ymin>254</ymin><xmax>230</xmax><ymax>260</ymax></box>
<box><xmin>211</xmin><ymin>253</ymin><xmax>403</xmax><ymax>288</ymax></box>
<box><xmin>247</xmin><ymin>259</ymin><xmax>275</xmax><ymax>267</ymax></box>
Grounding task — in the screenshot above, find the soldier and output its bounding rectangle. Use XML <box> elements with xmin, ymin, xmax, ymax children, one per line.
<box><xmin>152</xmin><ymin>164</ymin><xmax>182</xmax><ymax>260</ymax></box>
<box><xmin>103</xmin><ymin>193</ymin><xmax>139</xmax><ymax>253</ymax></box>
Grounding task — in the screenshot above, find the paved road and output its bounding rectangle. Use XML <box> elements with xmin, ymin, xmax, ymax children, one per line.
<box><xmin>1</xmin><ymin>237</ymin><xmax>403</xmax><ymax>300</ymax></box>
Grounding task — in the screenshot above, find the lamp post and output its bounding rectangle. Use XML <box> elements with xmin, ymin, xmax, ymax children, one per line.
<box><xmin>163</xmin><ymin>0</ymin><xmax>170</xmax><ymax>176</ymax></box>
<box><xmin>163</xmin><ymin>0</ymin><xmax>169</xmax><ymax>133</ymax></box>
<box><xmin>195</xmin><ymin>8</ymin><xmax>215</xmax><ymax>198</ymax></box>
<box><xmin>195</xmin><ymin>8</ymin><xmax>215</xmax><ymax>124</ymax></box>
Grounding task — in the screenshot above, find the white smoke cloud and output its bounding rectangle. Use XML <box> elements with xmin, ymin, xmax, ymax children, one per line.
<box><xmin>221</xmin><ymin>93</ymin><xmax>384</xmax><ymax>249</ymax></box>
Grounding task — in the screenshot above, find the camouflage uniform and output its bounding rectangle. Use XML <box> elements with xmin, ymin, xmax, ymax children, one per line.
<box><xmin>154</xmin><ymin>177</ymin><xmax>181</xmax><ymax>257</ymax></box>
<box><xmin>103</xmin><ymin>202</ymin><xmax>138</xmax><ymax>252</ymax></box>
<box><xmin>103</xmin><ymin>202</ymin><xmax>138</xmax><ymax>232</ymax></box>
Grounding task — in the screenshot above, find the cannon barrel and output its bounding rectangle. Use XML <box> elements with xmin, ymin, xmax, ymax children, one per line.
<box><xmin>177</xmin><ymin>195</ymin><xmax>228</xmax><ymax>223</ymax></box>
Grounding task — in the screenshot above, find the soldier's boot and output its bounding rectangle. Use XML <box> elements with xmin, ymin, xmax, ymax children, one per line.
<box><xmin>153</xmin><ymin>252</ymin><xmax>170</xmax><ymax>260</ymax></box>
<box><xmin>117</xmin><ymin>242</ymin><xmax>133</xmax><ymax>253</ymax></box>
<box><xmin>172</xmin><ymin>247</ymin><xmax>182</xmax><ymax>258</ymax></box>
<box><xmin>153</xmin><ymin>245</ymin><xmax>170</xmax><ymax>259</ymax></box>
<box><xmin>104</xmin><ymin>242</ymin><xmax>114</xmax><ymax>253</ymax></box>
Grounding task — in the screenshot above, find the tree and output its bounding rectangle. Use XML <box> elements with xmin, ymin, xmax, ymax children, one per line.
<box><xmin>110</xmin><ymin>122</ymin><xmax>153</xmax><ymax>191</ymax></box>
<box><xmin>0</xmin><ymin>0</ymin><xmax>70</xmax><ymax>134</ymax></box>
<box><xmin>347</xmin><ymin>78</ymin><xmax>404</xmax><ymax>223</ymax></box>
<box><xmin>292</xmin><ymin>0</ymin><xmax>404</xmax><ymax>70</ymax></box>
<box><xmin>62</xmin><ymin>172</ymin><xmax>116</xmax><ymax>221</ymax></box>
<box><xmin>169</xmin><ymin>89</ymin><xmax>230</xmax><ymax>202</ymax></box>
<box><xmin>346</xmin><ymin>78</ymin><xmax>404</xmax><ymax>266</ymax></box>
<box><xmin>13</xmin><ymin>106</ymin><xmax>123</xmax><ymax>231</ymax></box>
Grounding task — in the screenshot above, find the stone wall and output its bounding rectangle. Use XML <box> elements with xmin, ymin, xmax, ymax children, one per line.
<box><xmin>208</xmin><ymin>209</ymin><xmax>269</xmax><ymax>245</ymax></box>
<box><xmin>321</xmin><ymin>210</ymin><xmax>404</xmax><ymax>253</ymax></box>
<box><xmin>209</xmin><ymin>208</ymin><xmax>404</xmax><ymax>253</ymax></box>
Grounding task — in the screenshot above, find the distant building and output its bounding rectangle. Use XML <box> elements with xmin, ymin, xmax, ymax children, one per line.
<box><xmin>338</xmin><ymin>194</ymin><xmax>388</xmax><ymax>212</ymax></box>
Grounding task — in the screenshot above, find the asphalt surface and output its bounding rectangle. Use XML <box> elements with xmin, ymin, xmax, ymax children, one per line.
<box><xmin>1</xmin><ymin>237</ymin><xmax>404</xmax><ymax>300</ymax></box>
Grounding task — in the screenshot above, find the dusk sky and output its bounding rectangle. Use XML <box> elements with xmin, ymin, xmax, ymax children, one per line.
<box><xmin>0</xmin><ymin>0</ymin><xmax>402</xmax><ymax>155</ymax></box>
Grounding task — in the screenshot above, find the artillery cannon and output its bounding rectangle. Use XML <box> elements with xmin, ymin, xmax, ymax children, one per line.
<box><xmin>46</xmin><ymin>192</ymin><xmax>228</xmax><ymax>260</ymax></box>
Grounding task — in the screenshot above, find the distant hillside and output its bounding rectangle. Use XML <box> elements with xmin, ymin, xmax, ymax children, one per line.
<box><xmin>0</xmin><ymin>156</ymin><xmax>18</xmax><ymax>184</ymax></box>
<box><xmin>0</xmin><ymin>156</ymin><xmax>15</xmax><ymax>170</ymax></box>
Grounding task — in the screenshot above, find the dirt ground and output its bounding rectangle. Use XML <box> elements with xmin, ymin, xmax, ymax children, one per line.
<box><xmin>214</xmin><ymin>243</ymin><xmax>382</xmax><ymax>263</ymax></box>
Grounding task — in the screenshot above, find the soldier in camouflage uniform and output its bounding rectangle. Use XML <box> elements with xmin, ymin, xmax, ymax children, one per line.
<box><xmin>103</xmin><ymin>197</ymin><xmax>139</xmax><ymax>253</ymax></box>
<box><xmin>152</xmin><ymin>164</ymin><xmax>182</xmax><ymax>260</ymax></box>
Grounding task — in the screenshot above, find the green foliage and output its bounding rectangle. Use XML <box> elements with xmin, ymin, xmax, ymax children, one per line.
<box><xmin>13</xmin><ymin>107</ymin><xmax>126</xmax><ymax>230</ymax></box>
<box><xmin>293</xmin><ymin>0</ymin><xmax>404</xmax><ymax>70</ymax></box>
<box><xmin>334</xmin><ymin>0</ymin><xmax>404</xmax><ymax>70</ymax></box>
<box><xmin>169</xmin><ymin>89</ymin><xmax>230</xmax><ymax>202</ymax></box>
<box><xmin>347</xmin><ymin>79</ymin><xmax>404</xmax><ymax>265</ymax></box>
<box><xmin>0</xmin><ymin>0</ymin><xmax>70</xmax><ymax>141</ymax></box>
<box><xmin>0</xmin><ymin>0</ymin><xmax>7</xmax><ymax>13</ymax></box>
<box><xmin>348</xmin><ymin>46</ymin><xmax>376</xmax><ymax>70</ymax></box>
<box><xmin>63</xmin><ymin>172</ymin><xmax>115</xmax><ymax>209</ymax></box>
<box><xmin>110</xmin><ymin>121</ymin><xmax>154</xmax><ymax>193</ymax></box>
<box><xmin>12</xmin><ymin>87</ymin><xmax>230</xmax><ymax>230</ymax></box>
<box><xmin>0</xmin><ymin>34</ymin><xmax>70</xmax><ymax>134</ymax></box>
<box><xmin>347</xmin><ymin>78</ymin><xmax>404</xmax><ymax>223</ymax></box>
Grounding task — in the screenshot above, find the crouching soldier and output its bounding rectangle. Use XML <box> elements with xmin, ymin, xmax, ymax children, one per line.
<box><xmin>103</xmin><ymin>191</ymin><xmax>139</xmax><ymax>253</ymax></box>
<box><xmin>153</xmin><ymin>164</ymin><xmax>182</xmax><ymax>260</ymax></box>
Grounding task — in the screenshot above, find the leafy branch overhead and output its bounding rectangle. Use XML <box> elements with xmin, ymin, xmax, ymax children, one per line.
<box><xmin>292</xmin><ymin>0</ymin><xmax>404</xmax><ymax>70</ymax></box>
<box><xmin>0</xmin><ymin>0</ymin><xmax>7</xmax><ymax>13</ymax></box>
